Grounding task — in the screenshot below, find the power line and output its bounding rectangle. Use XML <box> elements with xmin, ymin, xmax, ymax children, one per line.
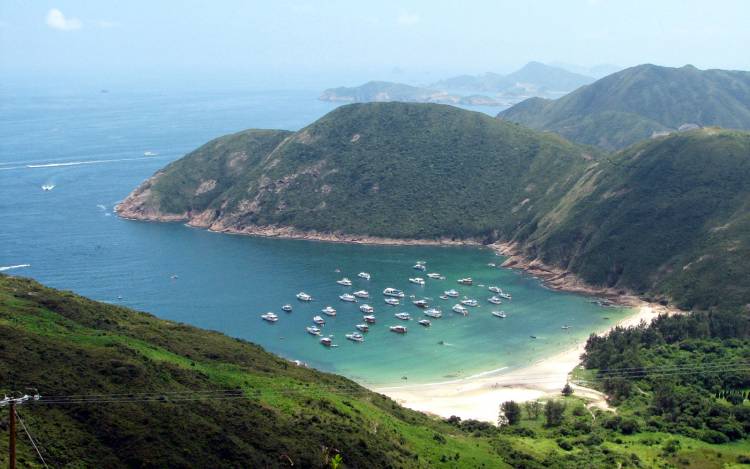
<box><xmin>15</xmin><ymin>409</ymin><xmax>50</xmax><ymax>469</ymax></box>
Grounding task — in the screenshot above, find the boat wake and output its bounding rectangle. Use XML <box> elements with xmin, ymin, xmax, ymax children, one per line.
<box><xmin>0</xmin><ymin>156</ymin><xmax>165</xmax><ymax>171</ymax></box>
<box><xmin>0</xmin><ymin>264</ymin><xmax>31</xmax><ymax>272</ymax></box>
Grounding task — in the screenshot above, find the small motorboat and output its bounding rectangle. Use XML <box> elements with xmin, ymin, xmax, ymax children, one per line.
<box><xmin>282</xmin><ymin>304</ymin><xmax>293</xmax><ymax>312</ymax></box>
<box><xmin>424</xmin><ymin>308</ymin><xmax>442</xmax><ymax>318</ymax></box>
<box><xmin>488</xmin><ymin>286</ymin><xmax>501</xmax><ymax>293</ymax></box>
<box><xmin>427</xmin><ymin>273</ymin><xmax>442</xmax><ymax>279</ymax></box>
<box><xmin>444</xmin><ymin>289</ymin><xmax>459</xmax><ymax>298</ymax></box>
<box><xmin>418</xmin><ymin>319</ymin><xmax>431</xmax><ymax>327</ymax></box>
<box><xmin>353</xmin><ymin>290</ymin><xmax>369</xmax><ymax>298</ymax></box>
<box><xmin>395</xmin><ymin>312</ymin><xmax>411</xmax><ymax>320</ymax></box>
<box><xmin>561</xmin><ymin>325</ymin><xmax>571</xmax><ymax>330</ymax></box>
<box><xmin>439</xmin><ymin>295</ymin><xmax>449</xmax><ymax>300</ymax></box>
<box><xmin>337</xmin><ymin>277</ymin><xmax>352</xmax><ymax>286</ymax></box>
<box><xmin>499</xmin><ymin>292</ymin><xmax>512</xmax><ymax>300</ymax></box>
<box><xmin>320</xmin><ymin>337</ymin><xmax>333</xmax><ymax>347</ymax></box>
<box><xmin>313</xmin><ymin>315</ymin><xmax>325</xmax><ymax>325</ymax></box>
<box><xmin>359</xmin><ymin>304</ymin><xmax>374</xmax><ymax>313</ymax></box>
<box><xmin>144</xmin><ymin>151</ymin><xmax>158</xmax><ymax>156</ymax></box>
<box><xmin>409</xmin><ymin>277</ymin><xmax>425</xmax><ymax>286</ymax></box>
<box><xmin>358</xmin><ymin>272</ymin><xmax>371</xmax><ymax>280</ymax></box>
<box><xmin>296</xmin><ymin>292</ymin><xmax>312</xmax><ymax>301</ymax></box>
<box><xmin>530</xmin><ymin>335</ymin><xmax>538</xmax><ymax>339</ymax></box>
<box><xmin>390</xmin><ymin>325</ymin><xmax>408</xmax><ymax>334</ymax></box>
<box><xmin>385</xmin><ymin>298</ymin><xmax>400</xmax><ymax>306</ymax></box>
<box><xmin>488</xmin><ymin>296</ymin><xmax>502</xmax><ymax>305</ymax></box>
<box><xmin>452</xmin><ymin>304</ymin><xmax>469</xmax><ymax>315</ymax></box>
<box><xmin>491</xmin><ymin>311</ymin><xmax>507</xmax><ymax>318</ymax></box>
<box><xmin>412</xmin><ymin>299</ymin><xmax>429</xmax><ymax>308</ymax></box>
<box><xmin>261</xmin><ymin>312</ymin><xmax>279</xmax><ymax>322</ymax></box>
<box><xmin>457</xmin><ymin>278</ymin><xmax>473</xmax><ymax>285</ymax></box>
<box><xmin>339</xmin><ymin>293</ymin><xmax>356</xmax><ymax>302</ymax></box>
<box><xmin>413</xmin><ymin>263</ymin><xmax>426</xmax><ymax>271</ymax></box>
<box><xmin>383</xmin><ymin>288</ymin><xmax>405</xmax><ymax>298</ymax></box>
<box><xmin>363</xmin><ymin>315</ymin><xmax>376</xmax><ymax>324</ymax></box>
<box><xmin>355</xmin><ymin>323</ymin><xmax>369</xmax><ymax>332</ymax></box>
<box><xmin>460</xmin><ymin>298</ymin><xmax>479</xmax><ymax>307</ymax></box>
<box><xmin>306</xmin><ymin>326</ymin><xmax>321</xmax><ymax>335</ymax></box>
<box><xmin>41</xmin><ymin>184</ymin><xmax>55</xmax><ymax>191</ymax></box>
<box><xmin>487</xmin><ymin>262</ymin><xmax>496</xmax><ymax>267</ymax></box>
<box><xmin>346</xmin><ymin>332</ymin><xmax>365</xmax><ymax>343</ymax></box>
<box><xmin>321</xmin><ymin>306</ymin><xmax>337</xmax><ymax>316</ymax></box>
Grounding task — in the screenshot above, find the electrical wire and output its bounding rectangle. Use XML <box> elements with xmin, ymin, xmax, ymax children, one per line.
<box><xmin>15</xmin><ymin>409</ymin><xmax>50</xmax><ymax>469</ymax></box>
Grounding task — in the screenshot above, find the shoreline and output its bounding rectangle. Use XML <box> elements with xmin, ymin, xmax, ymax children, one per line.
<box><xmin>375</xmin><ymin>301</ymin><xmax>680</xmax><ymax>423</ymax></box>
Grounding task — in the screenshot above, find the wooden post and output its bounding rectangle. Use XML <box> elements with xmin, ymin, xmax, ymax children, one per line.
<box><xmin>8</xmin><ymin>401</ymin><xmax>16</xmax><ymax>469</ymax></box>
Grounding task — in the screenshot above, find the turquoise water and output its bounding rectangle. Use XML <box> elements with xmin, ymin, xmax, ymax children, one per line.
<box><xmin>0</xmin><ymin>88</ymin><xmax>630</xmax><ymax>386</ymax></box>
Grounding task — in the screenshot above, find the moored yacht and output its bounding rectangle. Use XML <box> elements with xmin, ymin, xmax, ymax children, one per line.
<box><xmin>452</xmin><ymin>304</ymin><xmax>469</xmax><ymax>315</ymax></box>
<box><xmin>383</xmin><ymin>287</ymin><xmax>405</xmax><ymax>298</ymax></box>
<box><xmin>384</xmin><ymin>298</ymin><xmax>400</xmax><ymax>306</ymax></box>
<box><xmin>460</xmin><ymin>298</ymin><xmax>479</xmax><ymax>307</ymax></box>
<box><xmin>339</xmin><ymin>293</ymin><xmax>356</xmax><ymax>302</ymax></box>
<box><xmin>499</xmin><ymin>292</ymin><xmax>512</xmax><ymax>300</ymax></box>
<box><xmin>424</xmin><ymin>308</ymin><xmax>442</xmax><ymax>318</ymax></box>
<box><xmin>346</xmin><ymin>332</ymin><xmax>365</xmax><ymax>343</ymax></box>
<box><xmin>457</xmin><ymin>278</ymin><xmax>473</xmax><ymax>285</ymax></box>
<box><xmin>296</xmin><ymin>292</ymin><xmax>312</xmax><ymax>301</ymax></box>
<box><xmin>389</xmin><ymin>325</ymin><xmax>408</xmax><ymax>334</ymax></box>
<box><xmin>491</xmin><ymin>311</ymin><xmax>507</xmax><ymax>318</ymax></box>
<box><xmin>321</xmin><ymin>306</ymin><xmax>337</xmax><ymax>316</ymax></box>
<box><xmin>313</xmin><ymin>315</ymin><xmax>325</xmax><ymax>325</ymax></box>
<box><xmin>439</xmin><ymin>295</ymin><xmax>449</xmax><ymax>300</ymax></box>
<box><xmin>395</xmin><ymin>312</ymin><xmax>411</xmax><ymax>320</ymax></box>
<box><xmin>353</xmin><ymin>290</ymin><xmax>369</xmax><ymax>298</ymax></box>
<box><xmin>488</xmin><ymin>286</ymin><xmax>501</xmax><ymax>293</ymax></box>
<box><xmin>320</xmin><ymin>337</ymin><xmax>333</xmax><ymax>347</ymax></box>
<box><xmin>363</xmin><ymin>314</ymin><xmax>376</xmax><ymax>323</ymax></box>
<box><xmin>358</xmin><ymin>272</ymin><xmax>371</xmax><ymax>280</ymax></box>
<box><xmin>412</xmin><ymin>299</ymin><xmax>429</xmax><ymax>308</ymax></box>
<box><xmin>359</xmin><ymin>304</ymin><xmax>374</xmax><ymax>313</ymax></box>
<box><xmin>261</xmin><ymin>312</ymin><xmax>279</xmax><ymax>322</ymax></box>
<box><xmin>336</xmin><ymin>277</ymin><xmax>352</xmax><ymax>286</ymax></box>
<box><xmin>488</xmin><ymin>296</ymin><xmax>502</xmax><ymax>305</ymax></box>
<box><xmin>427</xmin><ymin>273</ymin><xmax>442</xmax><ymax>279</ymax></box>
<box><xmin>306</xmin><ymin>326</ymin><xmax>321</xmax><ymax>335</ymax></box>
<box><xmin>444</xmin><ymin>289</ymin><xmax>459</xmax><ymax>298</ymax></box>
<box><xmin>418</xmin><ymin>319</ymin><xmax>431</xmax><ymax>327</ymax></box>
<box><xmin>408</xmin><ymin>277</ymin><xmax>425</xmax><ymax>286</ymax></box>
<box><xmin>355</xmin><ymin>323</ymin><xmax>369</xmax><ymax>332</ymax></box>
<box><xmin>282</xmin><ymin>304</ymin><xmax>293</xmax><ymax>312</ymax></box>
<box><xmin>561</xmin><ymin>325</ymin><xmax>571</xmax><ymax>330</ymax></box>
<box><xmin>413</xmin><ymin>262</ymin><xmax>426</xmax><ymax>271</ymax></box>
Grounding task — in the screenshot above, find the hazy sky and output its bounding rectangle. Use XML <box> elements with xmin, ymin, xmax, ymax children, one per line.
<box><xmin>1</xmin><ymin>0</ymin><xmax>749</xmax><ymax>90</ymax></box>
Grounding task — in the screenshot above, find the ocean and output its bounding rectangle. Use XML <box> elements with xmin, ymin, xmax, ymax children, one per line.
<box><xmin>0</xmin><ymin>87</ymin><xmax>630</xmax><ymax>386</ymax></box>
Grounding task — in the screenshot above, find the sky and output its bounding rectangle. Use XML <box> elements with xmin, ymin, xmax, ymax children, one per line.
<box><xmin>1</xmin><ymin>0</ymin><xmax>749</xmax><ymax>91</ymax></box>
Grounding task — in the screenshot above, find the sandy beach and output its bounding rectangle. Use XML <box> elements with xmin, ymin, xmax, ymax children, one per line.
<box><xmin>376</xmin><ymin>302</ymin><xmax>678</xmax><ymax>423</ymax></box>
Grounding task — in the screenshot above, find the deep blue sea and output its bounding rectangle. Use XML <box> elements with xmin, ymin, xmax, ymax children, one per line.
<box><xmin>0</xmin><ymin>88</ymin><xmax>629</xmax><ymax>386</ymax></box>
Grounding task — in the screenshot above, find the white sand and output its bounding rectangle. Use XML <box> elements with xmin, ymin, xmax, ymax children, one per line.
<box><xmin>376</xmin><ymin>303</ymin><xmax>675</xmax><ymax>423</ymax></box>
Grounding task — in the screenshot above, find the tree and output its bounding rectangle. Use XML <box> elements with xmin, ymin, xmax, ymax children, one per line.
<box><xmin>500</xmin><ymin>401</ymin><xmax>522</xmax><ymax>425</ymax></box>
<box><xmin>562</xmin><ymin>383</ymin><xmax>573</xmax><ymax>396</ymax></box>
<box><xmin>545</xmin><ymin>400</ymin><xmax>567</xmax><ymax>427</ymax></box>
<box><xmin>525</xmin><ymin>400</ymin><xmax>543</xmax><ymax>420</ymax></box>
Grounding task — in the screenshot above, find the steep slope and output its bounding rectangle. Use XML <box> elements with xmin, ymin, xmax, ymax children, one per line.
<box><xmin>513</xmin><ymin>129</ymin><xmax>750</xmax><ymax>310</ymax></box>
<box><xmin>117</xmin><ymin>102</ymin><xmax>599</xmax><ymax>241</ymax></box>
<box><xmin>0</xmin><ymin>274</ymin><xmax>511</xmax><ymax>468</ymax></box>
<box><xmin>498</xmin><ymin>64</ymin><xmax>750</xmax><ymax>149</ymax></box>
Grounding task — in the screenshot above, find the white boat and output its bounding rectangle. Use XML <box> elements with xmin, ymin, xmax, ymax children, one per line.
<box><xmin>296</xmin><ymin>292</ymin><xmax>312</xmax><ymax>301</ymax></box>
<box><xmin>452</xmin><ymin>304</ymin><xmax>469</xmax><ymax>315</ymax></box>
<box><xmin>359</xmin><ymin>304</ymin><xmax>374</xmax><ymax>313</ymax></box>
<box><xmin>457</xmin><ymin>278</ymin><xmax>473</xmax><ymax>285</ymax></box>
<box><xmin>346</xmin><ymin>332</ymin><xmax>365</xmax><ymax>343</ymax></box>
<box><xmin>444</xmin><ymin>289</ymin><xmax>459</xmax><ymax>298</ymax></box>
<box><xmin>460</xmin><ymin>298</ymin><xmax>479</xmax><ymax>307</ymax></box>
<box><xmin>353</xmin><ymin>290</ymin><xmax>369</xmax><ymax>298</ymax></box>
<box><xmin>439</xmin><ymin>295</ymin><xmax>449</xmax><ymax>300</ymax></box>
<box><xmin>306</xmin><ymin>326</ymin><xmax>321</xmax><ymax>335</ymax></box>
<box><xmin>418</xmin><ymin>319</ymin><xmax>431</xmax><ymax>327</ymax></box>
<box><xmin>499</xmin><ymin>292</ymin><xmax>512</xmax><ymax>300</ymax></box>
<box><xmin>363</xmin><ymin>315</ymin><xmax>376</xmax><ymax>323</ymax></box>
<box><xmin>355</xmin><ymin>323</ymin><xmax>369</xmax><ymax>332</ymax></box>
<box><xmin>409</xmin><ymin>277</ymin><xmax>425</xmax><ymax>286</ymax></box>
<box><xmin>261</xmin><ymin>312</ymin><xmax>278</xmax><ymax>322</ymax></box>
<box><xmin>313</xmin><ymin>315</ymin><xmax>325</xmax><ymax>325</ymax></box>
<box><xmin>488</xmin><ymin>286</ymin><xmax>501</xmax><ymax>293</ymax></box>
<box><xmin>281</xmin><ymin>304</ymin><xmax>293</xmax><ymax>312</ymax></box>
<box><xmin>424</xmin><ymin>308</ymin><xmax>442</xmax><ymax>318</ymax></box>
<box><xmin>339</xmin><ymin>293</ymin><xmax>356</xmax><ymax>302</ymax></box>
<box><xmin>390</xmin><ymin>325</ymin><xmax>408</xmax><ymax>334</ymax></box>
<box><xmin>412</xmin><ymin>299</ymin><xmax>429</xmax><ymax>308</ymax></box>
<box><xmin>41</xmin><ymin>184</ymin><xmax>55</xmax><ymax>191</ymax></box>
<box><xmin>320</xmin><ymin>337</ymin><xmax>333</xmax><ymax>347</ymax></box>
<box><xmin>427</xmin><ymin>273</ymin><xmax>442</xmax><ymax>279</ymax></box>
<box><xmin>561</xmin><ymin>325</ymin><xmax>571</xmax><ymax>330</ymax></box>
<box><xmin>358</xmin><ymin>272</ymin><xmax>371</xmax><ymax>280</ymax></box>
<box><xmin>143</xmin><ymin>151</ymin><xmax>158</xmax><ymax>157</ymax></box>
<box><xmin>321</xmin><ymin>306</ymin><xmax>337</xmax><ymax>316</ymax></box>
<box><xmin>413</xmin><ymin>263</ymin><xmax>426</xmax><ymax>271</ymax></box>
<box><xmin>384</xmin><ymin>298</ymin><xmax>400</xmax><ymax>306</ymax></box>
<box><xmin>395</xmin><ymin>312</ymin><xmax>411</xmax><ymax>320</ymax></box>
<box><xmin>383</xmin><ymin>287</ymin><xmax>405</xmax><ymax>298</ymax></box>
<box><xmin>491</xmin><ymin>311</ymin><xmax>507</xmax><ymax>318</ymax></box>
<box><xmin>488</xmin><ymin>296</ymin><xmax>503</xmax><ymax>305</ymax></box>
<box><xmin>487</xmin><ymin>262</ymin><xmax>496</xmax><ymax>267</ymax></box>
<box><xmin>336</xmin><ymin>277</ymin><xmax>352</xmax><ymax>286</ymax></box>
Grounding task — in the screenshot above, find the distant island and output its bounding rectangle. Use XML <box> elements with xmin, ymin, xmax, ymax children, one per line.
<box><xmin>319</xmin><ymin>81</ymin><xmax>503</xmax><ymax>107</ymax></box>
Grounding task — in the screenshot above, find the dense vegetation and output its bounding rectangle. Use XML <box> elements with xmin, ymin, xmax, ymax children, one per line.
<box><xmin>515</xmin><ymin>129</ymin><xmax>750</xmax><ymax>311</ymax></box>
<box><xmin>118</xmin><ymin>102</ymin><xmax>599</xmax><ymax>241</ymax></box>
<box><xmin>498</xmin><ymin>64</ymin><xmax>750</xmax><ymax>149</ymax></box>
<box><xmin>3</xmin><ymin>275</ymin><xmax>749</xmax><ymax>468</ymax></box>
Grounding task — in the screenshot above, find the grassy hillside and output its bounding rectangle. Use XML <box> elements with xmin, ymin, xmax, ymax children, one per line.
<box><xmin>2</xmin><ymin>275</ymin><xmax>749</xmax><ymax>468</ymax></box>
<box><xmin>498</xmin><ymin>64</ymin><xmax>750</xmax><ymax>149</ymax></box>
<box><xmin>515</xmin><ymin>129</ymin><xmax>750</xmax><ymax>311</ymax></box>
<box><xmin>118</xmin><ymin>102</ymin><xmax>599</xmax><ymax>240</ymax></box>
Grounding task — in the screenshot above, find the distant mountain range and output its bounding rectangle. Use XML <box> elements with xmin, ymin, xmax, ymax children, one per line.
<box><xmin>498</xmin><ymin>64</ymin><xmax>750</xmax><ymax>149</ymax></box>
<box><xmin>319</xmin><ymin>81</ymin><xmax>502</xmax><ymax>106</ymax></box>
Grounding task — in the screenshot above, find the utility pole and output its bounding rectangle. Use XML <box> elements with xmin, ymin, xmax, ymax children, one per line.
<box><xmin>8</xmin><ymin>401</ymin><xmax>15</xmax><ymax>469</ymax></box>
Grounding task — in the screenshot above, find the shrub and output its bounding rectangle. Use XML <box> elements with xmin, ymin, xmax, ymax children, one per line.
<box><xmin>501</xmin><ymin>401</ymin><xmax>522</xmax><ymax>425</ymax></box>
<box><xmin>556</xmin><ymin>438</ymin><xmax>573</xmax><ymax>451</ymax></box>
<box><xmin>700</xmin><ymin>429</ymin><xmax>729</xmax><ymax>444</ymax></box>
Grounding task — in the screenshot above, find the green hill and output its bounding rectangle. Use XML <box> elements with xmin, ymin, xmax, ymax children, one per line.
<box><xmin>513</xmin><ymin>129</ymin><xmax>750</xmax><ymax>311</ymax></box>
<box><xmin>498</xmin><ymin>64</ymin><xmax>750</xmax><ymax>150</ymax></box>
<box><xmin>117</xmin><ymin>102</ymin><xmax>599</xmax><ymax>241</ymax></box>
<box><xmin>432</xmin><ymin>62</ymin><xmax>595</xmax><ymax>93</ymax></box>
